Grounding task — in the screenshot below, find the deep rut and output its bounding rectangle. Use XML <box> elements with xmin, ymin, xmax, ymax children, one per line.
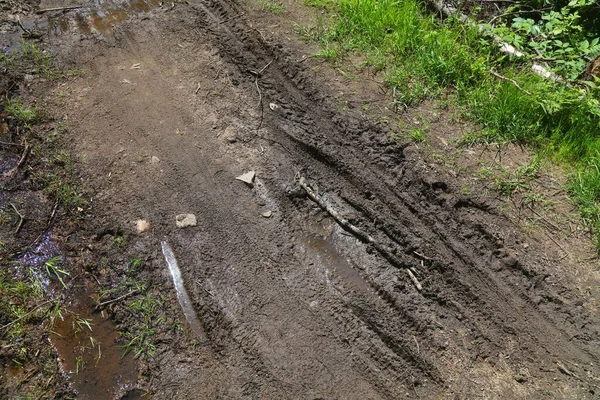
<box><xmin>41</xmin><ymin>0</ymin><xmax>600</xmax><ymax>397</ymax></box>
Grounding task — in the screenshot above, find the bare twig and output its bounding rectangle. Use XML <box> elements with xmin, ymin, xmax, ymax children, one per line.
<box><xmin>0</xmin><ymin>140</ymin><xmax>23</xmax><ymax>147</ymax></box>
<box><xmin>194</xmin><ymin>83</ymin><xmax>201</xmax><ymax>95</ymax></box>
<box><xmin>255</xmin><ymin>77</ymin><xmax>264</xmax><ymax>131</ymax></box>
<box><xmin>37</xmin><ymin>5</ymin><xmax>84</xmax><ymax>13</ymax></box>
<box><xmin>490</xmin><ymin>69</ymin><xmax>533</xmax><ymax>96</ymax></box>
<box><xmin>0</xmin><ymin>300</ymin><xmax>53</xmax><ymax>331</ymax></box>
<box><xmin>413</xmin><ymin>251</ymin><xmax>433</xmax><ymax>261</ymax></box>
<box><xmin>16</xmin><ymin>16</ymin><xmax>31</xmax><ymax>35</ymax></box>
<box><xmin>407</xmin><ymin>269</ymin><xmax>423</xmax><ymax>291</ymax></box>
<box><xmin>96</xmin><ymin>289</ymin><xmax>139</xmax><ymax>309</ymax></box>
<box><xmin>299</xmin><ymin>177</ymin><xmax>423</xmax><ymax>292</ymax></box>
<box><xmin>3</xmin><ymin>142</ymin><xmax>30</xmax><ymax>179</ymax></box>
<box><xmin>258</xmin><ymin>60</ymin><xmax>273</xmax><ymax>75</ymax></box>
<box><xmin>10</xmin><ymin>203</ymin><xmax>25</xmax><ymax>234</ymax></box>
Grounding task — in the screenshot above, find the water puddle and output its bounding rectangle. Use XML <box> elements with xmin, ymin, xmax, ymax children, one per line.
<box><xmin>300</xmin><ymin>233</ymin><xmax>377</xmax><ymax>301</ymax></box>
<box><xmin>50</xmin><ymin>298</ymin><xmax>139</xmax><ymax>400</ymax></box>
<box><xmin>16</xmin><ymin>232</ymin><xmax>140</xmax><ymax>398</ymax></box>
<box><xmin>48</xmin><ymin>0</ymin><xmax>161</xmax><ymax>37</ymax></box>
<box><xmin>2</xmin><ymin>0</ymin><xmax>162</xmax><ymax>52</ymax></box>
<box><xmin>161</xmin><ymin>240</ymin><xmax>206</xmax><ymax>340</ymax></box>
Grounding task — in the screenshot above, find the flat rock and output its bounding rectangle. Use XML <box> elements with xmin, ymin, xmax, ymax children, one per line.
<box><xmin>262</xmin><ymin>210</ymin><xmax>272</xmax><ymax>218</ymax></box>
<box><xmin>176</xmin><ymin>214</ymin><xmax>197</xmax><ymax>228</ymax></box>
<box><xmin>235</xmin><ymin>170</ymin><xmax>256</xmax><ymax>187</ymax></box>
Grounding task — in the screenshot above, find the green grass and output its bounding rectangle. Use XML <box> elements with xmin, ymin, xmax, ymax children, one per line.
<box><xmin>258</xmin><ymin>0</ymin><xmax>286</xmax><ymax>14</ymax></box>
<box><xmin>302</xmin><ymin>0</ymin><xmax>600</xmax><ymax>248</ymax></box>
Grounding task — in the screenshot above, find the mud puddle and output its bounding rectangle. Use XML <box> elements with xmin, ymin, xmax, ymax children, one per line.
<box><xmin>299</xmin><ymin>230</ymin><xmax>378</xmax><ymax>301</ymax></box>
<box><xmin>2</xmin><ymin>0</ymin><xmax>161</xmax><ymax>52</ymax></box>
<box><xmin>50</xmin><ymin>297</ymin><xmax>140</xmax><ymax>400</ymax></box>
<box><xmin>48</xmin><ymin>0</ymin><xmax>161</xmax><ymax>37</ymax></box>
<box><xmin>17</xmin><ymin>233</ymin><xmax>140</xmax><ymax>399</ymax></box>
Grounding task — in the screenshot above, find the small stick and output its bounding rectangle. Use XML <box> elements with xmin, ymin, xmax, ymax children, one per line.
<box><xmin>37</xmin><ymin>5</ymin><xmax>84</xmax><ymax>13</ymax></box>
<box><xmin>0</xmin><ymin>300</ymin><xmax>53</xmax><ymax>331</ymax></box>
<box><xmin>3</xmin><ymin>142</ymin><xmax>30</xmax><ymax>179</ymax></box>
<box><xmin>194</xmin><ymin>83</ymin><xmax>201</xmax><ymax>95</ymax></box>
<box><xmin>0</xmin><ymin>140</ymin><xmax>23</xmax><ymax>147</ymax></box>
<box><xmin>490</xmin><ymin>69</ymin><xmax>532</xmax><ymax>96</ymax></box>
<box><xmin>16</xmin><ymin>16</ymin><xmax>32</xmax><ymax>35</ymax></box>
<box><xmin>258</xmin><ymin>60</ymin><xmax>273</xmax><ymax>75</ymax></box>
<box><xmin>10</xmin><ymin>203</ymin><xmax>25</xmax><ymax>234</ymax></box>
<box><xmin>407</xmin><ymin>269</ymin><xmax>423</xmax><ymax>291</ymax></box>
<box><xmin>96</xmin><ymin>289</ymin><xmax>139</xmax><ymax>309</ymax></box>
<box><xmin>413</xmin><ymin>251</ymin><xmax>433</xmax><ymax>261</ymax></box>
<box><xmin>255</xmin><ymin>77</ymin><xmax>264</xmax><ymax>131</ymax></box>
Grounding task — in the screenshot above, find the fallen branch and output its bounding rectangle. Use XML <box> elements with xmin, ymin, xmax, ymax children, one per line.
<box><xmin>490</xmin><ymin>69</ymin><xmax>532</xmax><ymax>96</ymax></box>
<box><xmin>10</xmin><ymin>203</ymin><xmax>25</xmax><ymax>234</ymax></box>
<box><xmin>2</xmin><ymin>142</ymin><xmax>30</xmax><ymax>179</ymax></box>
<box><xmin>37</xmin><ymin>5</ymin><xmax>84</xmax><ymax>13</ymax></box>
<box><xmin>299</xmin><ymin>177</ymin><xmax>423</xmax><ymax>291</ymax></box>
<box><xmin>427</xmin><ymin>0</ymin><xmax>559</xmax><ymax>82</ymax></box>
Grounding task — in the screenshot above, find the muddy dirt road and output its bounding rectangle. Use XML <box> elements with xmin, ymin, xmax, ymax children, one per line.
<box><xmin>14</xmin><ymin>0</ymin><xmax>600</xmax><ymax>398</ymax></box>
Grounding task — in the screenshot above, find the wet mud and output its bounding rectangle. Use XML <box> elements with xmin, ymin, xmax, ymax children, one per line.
<box><xmin>9</xmin><ymin>0</ymin><xmax>600</xmax><ymax>397</ymax></box>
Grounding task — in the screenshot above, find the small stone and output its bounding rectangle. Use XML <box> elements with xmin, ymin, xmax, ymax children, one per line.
<box><xmin>235</xmin><ymin>171</ymin><xmax>256</xmax><ymax>187</ymax></box>
<box><xmin>151</xmin><ymin>156</ymin><xmax>160</xmax><ymax>164</ymax></box>
<box><xmin>222</xmin><ymin>126</ymin><xmax>238</xmax><ymax>143</ymax></box>
<box><xmin>523</xmin><ymin>243</ymin><xmax>529</xmax><ymax>249</ymax></box>
<box><xmin>262</xmin><ymin>210</ymin><xmax>272</xmax><ymax>218</ymax></box>
<box><xmin>269</xmin><ymin>103</ymin><xmax>279</xmax><ymax>111</ymax></box>
<box><xmin>175</xmin><ymin>214</ymin><xmax>197</xmax><ymax>228</ymax></box>
<box><xmin>24</xmin><ymin>74</ymin><xmax>34</xmax><ymax>82</ymax></box>
<box><xmin>136</xmin><ymin>219</ymin><xmax>151</xmax><ymax>233</ymax></box>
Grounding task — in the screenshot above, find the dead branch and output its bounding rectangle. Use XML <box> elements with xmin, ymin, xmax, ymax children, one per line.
<box><xmin>490</xmin><ymin>69</ymin><xmax>533</xmax><ymax>96</ymax></box>
<box><xmin>2</xmin><ymin>142</ymin><xmax>30</xmax><ymax>179</ymax></box>
<box><xmin>426</xmin><ymin>0</ymin><xmax>559</xmax><ymax>81</ymax></box>
<box><xmin>10</xmin><ymin>203</ymin><xmax>25</xmax><ymax>234</ymax></box>
<box><xmin>299</xmin><ymin>177</ymin><xmax>423</xmax><ymax>292</ymax></box>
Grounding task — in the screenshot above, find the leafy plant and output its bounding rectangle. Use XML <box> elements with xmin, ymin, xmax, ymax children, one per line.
<box><xmin>490</xmin><ymin>0</ymin><xmax>600</xmax><ymax>80</ymax></box>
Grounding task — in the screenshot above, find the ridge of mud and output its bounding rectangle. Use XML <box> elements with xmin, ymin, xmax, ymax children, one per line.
<box><xmin>189</xmin><ymin>0</ymin><xmax>600</xmax><ymax>394</ymax></box>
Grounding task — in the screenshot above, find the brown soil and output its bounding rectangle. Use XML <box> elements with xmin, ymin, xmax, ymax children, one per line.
<box><xmin>3</xmin><ymin>0</ymin><xmax>600</xmax><ymax>398</ymax></box>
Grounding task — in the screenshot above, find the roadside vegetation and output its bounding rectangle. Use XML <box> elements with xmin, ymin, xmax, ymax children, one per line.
<box><xmin>299</xmin><ymin>0</ymin><xmax>600</xmax><ymax>247</ymax></box>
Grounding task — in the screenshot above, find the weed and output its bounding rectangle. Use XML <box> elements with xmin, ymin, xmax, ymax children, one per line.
<box><xmin>6</xmin><ymin>99</ymin><xmax>37</xmax><ymax>127</ymax></box>
<box><xmin>409</xmin><ymin>128</ymin><xmax>426</xmax><ymax>143</ymax></box>
<box><xmin>121</xmin><ymin>294</ymin><xmax>162</xmax><ymax>359</ymax></box>
<box><xmin>258</xmin><ymin>0</ymin><xmax>286</xmax><ymax>14</ymax></box>
<box><xmin>112</xmin><ymin>235</ymin><xmax>125</xmax><ymax>248</ymax></box>
<box><xmin>44</xmin><ymin>256</ymin><xmax>69</xmax><ymax>289</ymax></box>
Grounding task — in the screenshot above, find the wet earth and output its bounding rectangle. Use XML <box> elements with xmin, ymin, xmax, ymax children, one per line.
<box><xmin>3</xmin><ymin>0</ymin><xmax>600</xmax><ymax>398</ymax></box>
